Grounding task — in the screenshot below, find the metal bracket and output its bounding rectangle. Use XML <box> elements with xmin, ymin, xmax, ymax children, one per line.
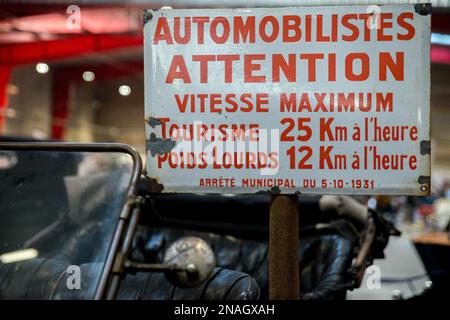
<box><xmin>119</xmin><ymin>195</ymin><xmax>145</xmax><ymax>220</ymax></box>
<box><xmin>123</xmin><ymin>261</ymin><xmax>192</xmax><ymax>274</ymax></box>
<box><xmin>112</xmin><ymin>252</ymin><xmax>126</xmax><ymax>274</ymax></box>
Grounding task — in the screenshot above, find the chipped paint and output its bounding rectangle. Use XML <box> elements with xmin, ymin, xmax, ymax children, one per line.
<box><xmin>270</xmin><ymin>186</ymin><xmax>281</xmax><ymax>194</ymax></box>
<box><xmin>146</xmin><ymin>116</ymin><xmax>163</xmax><ymax>128</ymax></box>
<box><xmin>414</xmin><ymin>3</ymin><xmax>432</xmax><ymax>16</ymax></box>
<box><xmin>146</xmin><ymin>132</ymin><xmax>176</xmax><ymax>157</ymax></box>
<box><xmin>420</xmin><ymin>140</ymin><xmax>431</xmax><ymax>155</ymax></box>
<box><xmin>418</xmin><ymin>175</ymin><xmax>431</xmax><ymax>185</ymax></box>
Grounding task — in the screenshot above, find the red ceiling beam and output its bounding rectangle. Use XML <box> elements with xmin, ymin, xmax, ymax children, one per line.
<box><xmin>0</xmin><ymin>34</ymin><xmax>143</xmax><ymax>66</ymax></box>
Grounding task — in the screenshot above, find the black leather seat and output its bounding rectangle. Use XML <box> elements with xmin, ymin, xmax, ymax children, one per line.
<box><xmin>0</xmin><ymin>258</ymin><xmax>259</xmax><ymax>300</ymax></box>
<box><xmin>0</xmin><ymin>258</ymin><xmax>99</xmax><ymax>299</ymax></box>
<box><xmin>131</xmin><ymin>227</ymin><xmax>354</xmax><ymax>300</ymax></box>
<box><xmin>118</xmin><ymin>268</ymin><xmax>259</xmax><ymax>300</ymax></box>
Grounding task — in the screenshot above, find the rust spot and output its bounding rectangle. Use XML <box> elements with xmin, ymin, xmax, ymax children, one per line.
<box><xmin>146</xmin><ymin>177</ymin><xmax>164</xmax><ymax>193</ymax></box>
<box><xmin>270</xmin><ymin>186</ymin><xmax>281</xmax><ymax>194</ymax></box>
<box><xmin>147</xmin><ymin>132</ymin><xmax>176</xmax><ymax>157</ymax></box>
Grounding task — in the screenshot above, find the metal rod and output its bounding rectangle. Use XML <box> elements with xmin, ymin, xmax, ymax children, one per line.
<box><xmin>124</xmin><ymin>261</ymin><xmax>188</xmax><ymax>273</ymax></box>
<box><xmin>106</xmin><ymin>203</ymin><xmax>142</xmax><ymax>300</ymax></box>
<box><xmin>269</xmin><ymin>194</ymin><xmax>300</xmax><ymax>300</ymax></box>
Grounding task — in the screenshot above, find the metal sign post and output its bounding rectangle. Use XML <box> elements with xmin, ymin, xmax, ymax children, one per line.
<box><xmin>269</xmin><ymin>194</ymin><xmax>300</xmax><ymax>299</ymax></box>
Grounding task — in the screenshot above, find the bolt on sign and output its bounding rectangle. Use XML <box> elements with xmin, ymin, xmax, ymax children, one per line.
<box><xmin>144</xmin><ymin>4</ymin><xmax>431</xmax><ymax>195</ymax></box>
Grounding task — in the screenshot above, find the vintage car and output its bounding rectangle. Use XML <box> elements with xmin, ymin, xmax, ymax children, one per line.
<box><xmin>0</xmin><ymin>142</ymin><xmax>398</xmax><ymax>300</ymax></box>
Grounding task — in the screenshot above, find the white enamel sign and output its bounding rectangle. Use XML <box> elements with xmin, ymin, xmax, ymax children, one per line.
<box><xmin>144</xmin><ymin>4</ymin><xmax>431</xmax><ymax>194</ymax></box>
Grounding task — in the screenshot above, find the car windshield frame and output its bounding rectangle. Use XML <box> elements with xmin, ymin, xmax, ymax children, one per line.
<box><xmin>0</xmin><ymin>142</ymin><xmax>142</xmax><ymax>300</ymax></box>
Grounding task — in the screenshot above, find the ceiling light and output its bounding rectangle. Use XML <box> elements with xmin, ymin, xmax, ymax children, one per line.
<box><xmin>35</xmin><ymin>63</ymin><xmax>49</xmax><ymax>74</ymax></box>
<box><xmin>82</xmin><ymin>71</ymin><xmax>95</xmax><ymax>82</ymax></box>
<box><xmin>118</xmin><ymin>85</ymin><xmax>131</xmax><ymax>96</ymax></box>
<box><xmin>5</xmin><ymin>108</ymin><xmax>16</xmax><ymax>118</ymax></box>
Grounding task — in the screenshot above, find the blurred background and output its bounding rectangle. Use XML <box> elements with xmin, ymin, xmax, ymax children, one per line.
<box><xmin>0</xmin><ymin>2</ymin><xmax>145</xmax><ymax>152</ymax></box>
<box><xmin>0</xmin><ymin>0</ymin><xmax>450</xmax><ymax>299</ymax></box>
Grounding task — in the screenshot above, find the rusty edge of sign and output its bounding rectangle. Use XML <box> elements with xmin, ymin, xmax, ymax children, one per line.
<box><xmin>145</xmin><ymin>115</ymin><xmax>170</xmax><ymax>193</ymax></box>
<box><xmin>145</xmin><ymin>177</ymin><xmax>165</xmax><ymax>193</ymax></box>
<box><xmin>418</xmin><ymin>176</ymin><xmax>431</xmax><ymax>195</ymax></box>
<box><xmin>418</xmin><ymin>139</ymin><xmax>431</xmax><ymax>194</ymax></box>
